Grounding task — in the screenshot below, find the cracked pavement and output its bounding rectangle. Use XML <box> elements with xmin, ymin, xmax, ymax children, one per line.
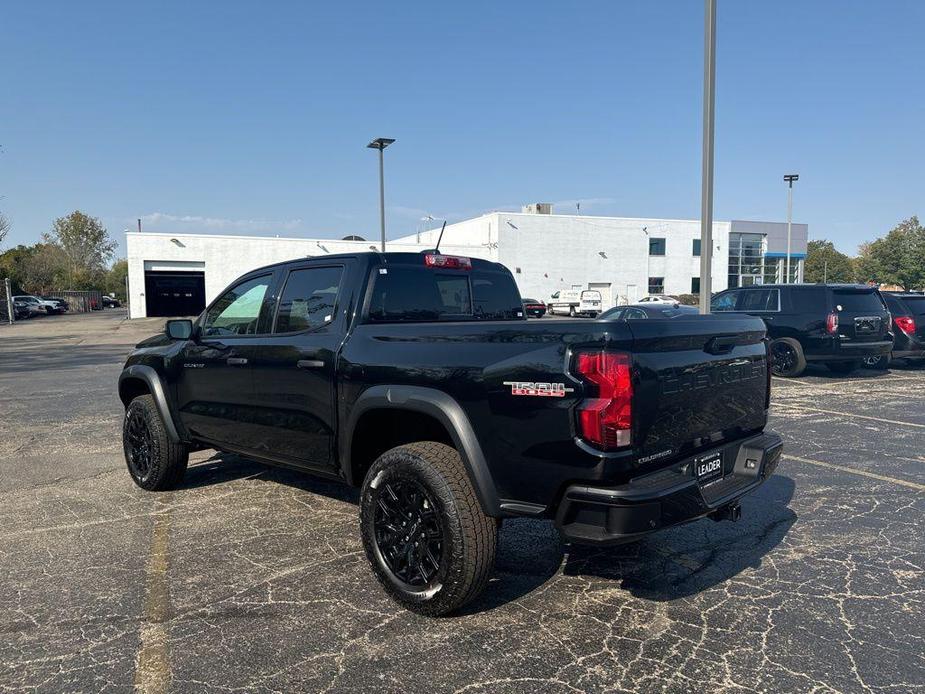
<box><xmin>1</xmin><ymin>311</ymin><xmax>923</xmax><ymax>692</ymax></box>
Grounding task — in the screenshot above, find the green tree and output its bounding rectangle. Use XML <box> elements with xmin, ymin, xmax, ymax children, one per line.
<box><xmin>103</xmin><ymin>259</ymin><xmax>128</xmax><ymax>300</ymax></box>
<box><xmin>804</xmin><ymin>239</ymin><xmax>855</xmax><ymax>283</ymax></box>
<box><xmin>21</xmin><ymin>243</ymin><xmax>69</xmax><ymax>293</ymax></box>
<box><xmin>0</xmin><ymin>211</ymin><xmax>10</xmax><ymax>249</ymax></box>
<box><xmin>855</xmin><ymin>216</ymin><xmax>925</xmax><ymax>290</ymax></box>
<box><xmin>0</xmin><ymin>244</ymin><xmax>38</xmax><ymax>293</ymax></box>
<box><xmin>43</xmin><ymin>211</ymin><xmax>117</xmax><ymax>287</ymax></box>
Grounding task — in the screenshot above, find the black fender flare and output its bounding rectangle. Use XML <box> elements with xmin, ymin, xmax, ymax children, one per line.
<box><xmin>342</xmin><ymin>385</ymin><xmax>501</xmax><ymax>517</ymax></box>
<box><xmin>118</xmin><ymin>365</ymin><xmax>182</xmax><ymax>443</ymax></box>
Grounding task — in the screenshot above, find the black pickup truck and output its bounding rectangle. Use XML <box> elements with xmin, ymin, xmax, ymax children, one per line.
<box><xmin>119</xmin><ymin>251</ymin><xmax>782</xmax><ymax>615</ymax></box>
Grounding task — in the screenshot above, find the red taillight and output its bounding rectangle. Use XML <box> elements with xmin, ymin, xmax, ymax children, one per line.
<box><xmin>825</xmin><ymin>311</ymin><xmax>839</xmax><ymax>334</ymax></box>
<box><xmin>575</xmin><ymin>351</ymin><xmax>633</xmax><ymax>449</ymax></box>
<box><xmin>895</xmin><ymin>316</ymin><xmax>916</xmax><ymax>334</ymax></box>
<box><xmin>424</xmin><ymin>253</ymin><xmax>472</xmax><ymax>270</ymax></box>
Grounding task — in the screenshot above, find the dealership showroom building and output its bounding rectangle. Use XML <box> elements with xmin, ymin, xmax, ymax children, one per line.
<box><xmin>125</xmin><ymin>205</ymin><xmax>808</xmax><ymax>318</ymax></box>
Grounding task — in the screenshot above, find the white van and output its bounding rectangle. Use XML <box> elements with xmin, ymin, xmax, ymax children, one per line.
<box><xmin>548</xmin><ymin>289</ymin><xmax>602</xmax><ymax>317</ymax></box>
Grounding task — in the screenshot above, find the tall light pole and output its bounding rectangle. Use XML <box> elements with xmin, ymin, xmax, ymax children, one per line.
<box><xmin>367</xmin><ymin>137</ymin><xmax>395</xmax><ymax>252</ymax></box>
<box><xmin>783</xmin><ymin>173</ymin><xmax>799</xmax><ymax>283</ymax></box>
<box><xmin>699</xmin><ymin>0</ymin><xmax>717</xmax><ymax>314</ymax></box>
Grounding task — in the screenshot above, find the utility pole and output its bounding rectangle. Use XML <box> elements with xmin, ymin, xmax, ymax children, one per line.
<box><xmin>367</xmin><ymin>138</ymin><xmax>395</xmax><ymax>252</ymax></box>
<box><xmin>784</xmin><ymin>174</ymin><xmax>799</xmax><ymax>283</ymax></box>
<box><xmin>699</xmin><ymin>0</ymin><xmax>717</xmax><ymax>314</ymax></box>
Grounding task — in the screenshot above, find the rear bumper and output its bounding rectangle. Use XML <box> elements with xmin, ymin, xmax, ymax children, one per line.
<box><xmin>805</xmin><ymin>338</ymin><xmax>893</xmax><ymax>361</ymax></box>
<box><xmin>555</xmin><ymin>432</ymin><xmax>783</xmax><ymax>546</ymax></box>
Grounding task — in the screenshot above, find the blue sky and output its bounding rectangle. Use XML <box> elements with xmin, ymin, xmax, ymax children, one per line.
<box><xmin>1</xmin><ymin>1</ymin><xmax>922</xmax><ymax>256</ymax></box>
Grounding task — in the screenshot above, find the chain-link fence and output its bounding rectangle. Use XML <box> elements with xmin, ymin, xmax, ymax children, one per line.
<box><xmin>1</xmin><ymin>278</ymin><xmax>12</xmax><ymax>324</ymax></box>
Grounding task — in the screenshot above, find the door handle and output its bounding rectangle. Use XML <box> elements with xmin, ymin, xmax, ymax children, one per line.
<box><xmin>297</xmin><ymin>359</ymin><xmax>324</xmax><ymax>369</ymax></box>
<box><xmin>226</xmin><ymin>357</ymin><xmax>248</xmax><ymax>366</ymax></box>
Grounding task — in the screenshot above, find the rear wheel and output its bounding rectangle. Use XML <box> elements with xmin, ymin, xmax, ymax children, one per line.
<box><xmin>862</xmin><ymin>354</ymin><xmax>891</xmax><ymax>370</ymax></box>
<box><xmin>769</xmin><ymin>338</ymin><xmax>806</xmax><ymax>377</ymax></box>
<box><xmin>360</xmin><ymin>442</ymin><xmax>497</xmax><ymax>616</ymax></box>
<box><xmin>827</xmin><ymin>360</ymin><xmax>860</xmax><ymax>375</ymax></box>
<box><xmin>123</xmin><ymin>395</ymin><xmax>188</xmax><ymax>491</ymax></box>
<box><xmin>569</xmin><ymin>306</ymin><xmax>576</xmax><ymax>317</ymax></box>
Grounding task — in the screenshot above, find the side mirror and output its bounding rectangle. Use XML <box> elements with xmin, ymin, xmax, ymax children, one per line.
<box><xmin>165</xmin><ymin>319</ymin><xmax>194</xmax><ymax>340</ymax></box>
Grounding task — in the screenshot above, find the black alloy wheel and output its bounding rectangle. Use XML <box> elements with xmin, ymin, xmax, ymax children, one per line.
<box><xmin>373</xmin><ymin>477</ymin><xmax>445</xmax><ymax>587</ymax></box>
<box><xmin>125</xmin><ymin>407</ymin><xmax>154</xmax><ymax>482</ymax></box>
<box><xmin>771</xmin><ymin>341</ymin><xmax>796</xmax><ymax>375</ymax></box>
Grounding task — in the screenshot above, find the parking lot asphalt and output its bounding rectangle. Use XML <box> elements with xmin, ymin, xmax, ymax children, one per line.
<box><xmin>1</xmin><ymin>311</ymin><xmax>923</xmax><ymax>693</ymax></box>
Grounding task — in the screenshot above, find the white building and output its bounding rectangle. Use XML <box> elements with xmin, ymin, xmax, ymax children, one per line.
<box><xmin>125</xmin><ymin>205</ymin><xmax>807</xmax><ymax>318</ymax></box>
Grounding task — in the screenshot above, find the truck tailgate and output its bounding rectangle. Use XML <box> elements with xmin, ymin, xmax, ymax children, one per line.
<box><xmin>627</xmin><ymin>315</ymin><xmax>769</xmax><ymax>464</ymax></box>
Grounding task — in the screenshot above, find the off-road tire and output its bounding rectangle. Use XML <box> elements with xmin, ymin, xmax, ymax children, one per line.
<box><xmin>360</xmin><ymin>442</ymin><xmax>497</xmax><ymax>617</ymax></box>
<box><xmin>123</xmin><ymin>394</ymin><xmax>188</xmax><ymax>491</ymax></box>
<box><xmin>769</xmin><ymin>337</ymin><xmax>807</xmax><ymax>377</ymax></box>
<box><xmin>826</xmin><ymin>360</ymin><xmax>860</xmax><ymax>375</ymax></box>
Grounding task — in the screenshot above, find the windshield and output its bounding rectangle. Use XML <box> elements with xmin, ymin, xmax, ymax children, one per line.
<box><xmin>833</xmin><ymin>290</ymin><xmax>886</xmax><ymax>313</ymax></box>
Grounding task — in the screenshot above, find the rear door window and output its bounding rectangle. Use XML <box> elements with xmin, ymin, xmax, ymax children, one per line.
<box><xmin>367</xmin><ymin>266</ymin><xmax>523</xmax><ymax>322</ymax></box>
<box><xmin>833</xmin><ymin>290</ymin><xmax>886</xmax><ymax>313</ymax></box>
<box><xmin>737</xmin><ymin>289</ymin><xmax>779</xmax><ymax>312</ymax></box>
<box><xmin>273</xmin><ymin>266</ymin><xmax>344</xmax><ymax>333</ymax></box>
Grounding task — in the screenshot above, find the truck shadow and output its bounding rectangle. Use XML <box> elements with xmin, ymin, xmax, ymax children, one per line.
<box><xmin>468</xmin><ymin>474</ymin><xmax>797</xmax><ymax>612</ymax></box>
<box><xmin>558</xmin><ymin>474</ymin><xmax>797</xmax><ymax>601</ymax></box>
<box><xmin>181</xmin><ymin>454</ymin><xmax>796</xmax><ymax>612</ymax></box>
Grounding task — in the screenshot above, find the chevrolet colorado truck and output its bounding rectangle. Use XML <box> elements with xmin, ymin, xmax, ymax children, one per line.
<box><xmin>118</xmin><ymin>251</ymin><xmax>782</xmax><ymax>615</ymax></box>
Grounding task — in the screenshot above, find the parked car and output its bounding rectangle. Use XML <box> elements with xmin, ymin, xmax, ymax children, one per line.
<box><xmin>12</xmin><ymin>298</ymin><xmax>36</xmax><ymax>320</ymax></box>
<box><xmin>38</xmin><ymin>295</ymin><xmax>68</xmax><ymax>312</ymax></box>
<box><xmin>13</xmin><ymin>295</ymin><xmax>63</xmax><ymax>315</ymax></box>
<box><xmin>522</xmin><ymin>298</ymin><xmax>546</xmax><ymax>318</ymax></box>
<box><xmin>118</xmin><ymin>251</ymin><xmax>781</xmax><ymax>616</ymax></box>
<box><xmin>599</xmin><ymin>304</ymin><xmax>699</xmax><ymax>320</ymax></box>
<box><xmin>102</xmin><ymin>294</ymin><xmax>121</xmax><ymax>308</ymax></box>
<box><xmin>711</xmin><ymin>284</ymin><xmax>893</xmax><ymax>377</ymax></box>
<box><xmin>548</xmin><ymin>289</ymin><xmax>602</xmax><ymax>317</ymax></box>
<box><xmin>863</xmin><ymin>292</ymin><xmax>925</xmax><ymax>368</ymax></box>
<box><xmin>638</xmin><ymin>295</ymin><xmax>681</xmax><ymax>306</ymax></box>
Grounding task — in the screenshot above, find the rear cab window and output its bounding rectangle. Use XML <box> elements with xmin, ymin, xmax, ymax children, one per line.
<box><xmin>900</xmin><ymin>296</ymin><xmax>925</xmax><ymax>315</ymax></box>
<box><xmin>366</xmin><ymin>260</ymin><xmax>524</xmax><ymax>322</ymax></box>
<box><xmin>832</xmin><ymin>289</ymin><xmax>887</xmax><ymax>314</ymax></box>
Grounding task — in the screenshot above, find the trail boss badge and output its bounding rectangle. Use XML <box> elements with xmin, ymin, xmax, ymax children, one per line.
<box><xmin>503</xmin><ymin>381</ymin><xmax>574</xmax><ymax>397</ymax></box>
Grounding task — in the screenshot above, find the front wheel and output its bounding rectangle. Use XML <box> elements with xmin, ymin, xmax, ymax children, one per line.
<box><xmin>123</xmin><ymin>394</ymin><xmax>189</xmax><ymax>491</ymax></box>
<box><xmin>569</xmin><ymin>306</ymin><xmax>576</xmax><ymax>317</ymax></box>
<box><xmin>862</xmin><ymin>354</ymin><xmax>891</xmax><ymax>370</ymax></box>
<box><xmin>360</xmin><ymin>442</ymin><xmax>497</xmax><ymax>616</ymax></box>
<box><xmin>769</xmin><ymin>338</ymin><xmax>807</xmax><ymax>377</ymax></box>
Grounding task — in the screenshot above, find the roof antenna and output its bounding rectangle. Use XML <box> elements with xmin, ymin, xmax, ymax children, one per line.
<box><xmin>434</xmin><ymin>220</ymin><xmax>447</xmax><ymax>254</ymax></box>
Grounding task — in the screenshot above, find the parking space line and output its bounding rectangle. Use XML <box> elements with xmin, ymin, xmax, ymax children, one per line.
<box><xmin>135</xmin><ymin>506</ymin><xmax>172</xmax><ymax>694</ymax></box>
<box><xmin>784</xmin><ymin>454</ymin><xmax>925</xmax><ymax>491</ymax></box>
<box><xmin>774</xmin><ymin>404</ymin><xmax>925</xmax><ymax>429</ymax></box>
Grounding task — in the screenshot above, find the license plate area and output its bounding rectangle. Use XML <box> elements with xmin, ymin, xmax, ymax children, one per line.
<box><xmin>695</xmin><ymin>451</ymin><xmax>724</xmax><ymax>487</ymax></box>
<box><xmin>854</xmin><ymin>316</ymin><xmax>881</xmax><ymax>335</ymax></box>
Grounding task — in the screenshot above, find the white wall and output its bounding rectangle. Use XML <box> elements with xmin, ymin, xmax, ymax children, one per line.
<box><xmin>128</xmin><ymin>213</ymin><xmax>735</xmax><ymax>317</ymax></box>
<box><xmin>396</xmin><ymin>212</ymin><xmax>730</xmax><ymax>307</ymax></box>
<box><xmin>125</xmin><ymin>232</ymin><xmax>488</xmax><ymax>318</ymax></box>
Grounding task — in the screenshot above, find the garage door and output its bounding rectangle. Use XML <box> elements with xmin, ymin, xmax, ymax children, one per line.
<box><xmin>144</xmin><ymin>271</ymin><xmax>206</xmax><ymax>317</ymax></box>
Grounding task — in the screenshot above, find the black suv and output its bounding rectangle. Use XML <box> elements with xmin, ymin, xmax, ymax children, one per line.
<box><xmin>711</xmin><ymin>284</ymin><xmax>893</xmax><ymax>377</ymax></box>
<box><xmin>864</xmin><ymin>292</ymin><xmax>925</xmax><ymax>368</ymax></box>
